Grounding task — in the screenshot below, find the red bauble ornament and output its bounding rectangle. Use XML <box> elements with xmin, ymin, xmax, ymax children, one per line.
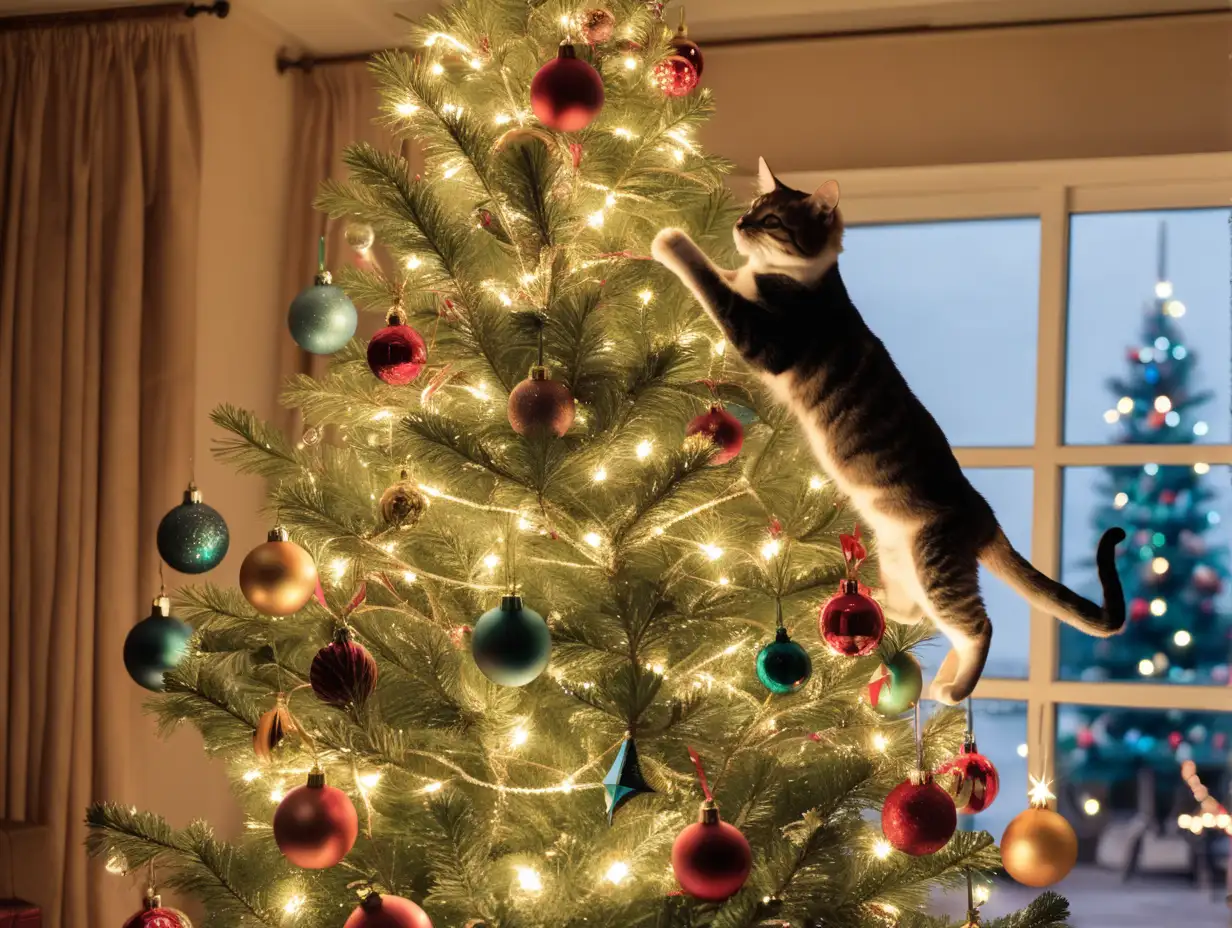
<box><xmin>669</xmin><ymin>23</ymin><xmax>704</xmax><ymax>77</ymax></box>
<box><xmin>530</xmin><ymin>44</ymin><xmax>605</xmax><ymax>132</ymax></box>
<box><xmin>508</xmin><ymin>365</ymin><xmax>575</xmax><ymax>437</ymax></box>
<box><xmin>671</xmin><ymin>800</ymin><xmax>752</xmax><ymax>902</ymax></box>
<box><xmin>937</xmin><ymin>738</ymin><xmax>1000</xmax><ymax>814</ymax></box>
<box><xmin>881</xmin><ymin>772</ymin><xmax>957</xmax><ymax>856</ymax></box>
<box><xmin>1193</xmin><ymin>564</ymin><xmax>1223</xmax><ymax>594</ymax></box>
<box><xmin>273</xmin><ymin>770</ymin><xmax>359</xmax><ymax>869</ymax></box>
<box><xmin>652</xmin><ymin>55</ymin><xmax>698</xmax><ymax>97</ymax></box>
<box><xmin>344</xmin><ymin>892</ymin><xmax>434</xmax><ymax>928</ymax></box>
<box><xmin>368</xmin><ymin>308</ymin><xmax>427</xmax><ymax>385</ymax></box>
<box><xmin>1075</xmin><ymin>727</ymin><xmax>1096</xmax><ymax>749</ymax></box>
<box><xmin>123</xmin><ymin>890</ymin><xmax>192</xmax><ymax>928</ymax></box>
<box><xmin>1159</xmin><ymin>489</ymin><xmax>1176</xmax><ymax>505</ymax></box>
<box><xmin>819</xmin><ymin>580</ymin><xmax>886</xmax><ymax>656</ymax></box>
<box><xmin>1129</xmin><ymin>597</ymin><xmax>1150</xmax><ymax>621</ymax></box>
<box><xmin>310</xmin><ymin>626</ymin><xmax>378</xmax><ymax>707</ymax></box>
<box><xmin>685</xmin><ymin>405</ymin><xmax>743</xmax><ymax>465</ymax></box>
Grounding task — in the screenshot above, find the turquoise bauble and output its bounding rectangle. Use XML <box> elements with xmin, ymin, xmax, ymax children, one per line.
<box><xmin>156</xmin><ymin>483</ymin><xmax>229</xmax><ymax>574</ymax></box>
<box><xmin>124</xmin><ymin>596</ymin><xmax>192</xmax><ymax>692</ymax></box>
<box><xmin>470</xmin><ymin>595</ymin><xmax>551</xmax><ymax>686</ymax></box>
<box><xmin>288</xmin><ymin>273</ymin><xmax>357</xmax><ymax>354</ymax></box>
<box><xmin>756</xmin><ymin>627</ymin><xmax>812</xmax><ymax>694</ymax></box>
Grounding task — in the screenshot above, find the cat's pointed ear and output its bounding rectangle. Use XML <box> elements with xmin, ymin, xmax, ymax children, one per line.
<box><xmin>810</xmin><ymin>179</ymin><xmax>841</xmax><ymax>211</ymax></box>
<box><xmin>757</xmin><ymin>157</ymin><xmax>781</xmax><ymax>195</ymax></box>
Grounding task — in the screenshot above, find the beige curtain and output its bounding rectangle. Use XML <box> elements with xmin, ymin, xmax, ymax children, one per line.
<box><xmin>0</xmin><ymin>16</ymin><xmax>200</xmax><ymax>928</ymax></box>
<box><xmin>280</xmin><ymin>60</ymin><xmax>419</xmax><ymax>431</ymax></box>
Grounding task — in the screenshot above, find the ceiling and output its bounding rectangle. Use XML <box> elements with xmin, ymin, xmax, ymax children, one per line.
<box><xmin>0</xmin><ymin>0</ymin><xmax>1221</xmax><ymax>55</ymax></box>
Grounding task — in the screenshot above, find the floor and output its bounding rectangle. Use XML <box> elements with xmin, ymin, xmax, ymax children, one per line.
<box><xmin>931</xmin><ymin>864</ymin><xmax>1230</xmax><ymax>927</ymax></box>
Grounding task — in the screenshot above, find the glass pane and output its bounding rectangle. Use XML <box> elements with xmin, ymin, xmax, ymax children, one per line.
<box><xmin>842</xmin><ymin>219</ymin><xmax>1040</xmax><ymax>447</ymax></box>
<box><xmin>1059</xmin><ymin>466</ymin><xmax>1231</xmax><ymax>684</ymax></box>
<box><xmin>1051</xmin><ymin>704</ymin><xmax>1232</xmax><ymax>926</ymax></box>
<box><xmin>1065</xmin><ymin>208</ymin><xmax>1232</xmax><ymax>445</ymax></box>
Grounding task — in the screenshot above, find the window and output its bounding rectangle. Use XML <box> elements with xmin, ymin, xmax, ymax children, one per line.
<box><xmin>784</xmin><ymin>155</ymin><xmax>1232</xmax><ymax>922</ymax></box>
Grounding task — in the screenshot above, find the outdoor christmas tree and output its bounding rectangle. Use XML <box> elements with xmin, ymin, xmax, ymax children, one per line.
<box><xmin>1059</xmin><ymin>222</ymin><xmax>1231</xmax><ymax>805</ymax></box>
<box><xmin>87</xmin><ymin>3</ymin><xmax>1073</xmax><ymax>925</ymax></box>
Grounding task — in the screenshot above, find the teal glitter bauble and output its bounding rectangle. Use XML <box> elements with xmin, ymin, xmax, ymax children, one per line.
<box><xmin>470</xmin><ymin>595</ymin><xmax>551</xmax><ymax>687</ymax></box>
<box><xmin>756</xmin><ymin>627</ymin><xmax>812</xmax><ymax>694</ymax></box>
<box><xmin>288</xmin><ymin>275</ymin><xmax>357</xmax><ymax>354</ymax></box>
<box><xmin>124</xmin><ymin>597</ymin><xmax>192</xmax><ymax>692</ymax></box>
<box><xmin>157</xmin><ymin>484</ymin><xmax>229</xmax><ymax>574</ymax></box>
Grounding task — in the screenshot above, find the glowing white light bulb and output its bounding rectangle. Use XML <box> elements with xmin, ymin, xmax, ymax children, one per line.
<box><xmin>498</xmin><ymin>291</ymin><xmax>513</xmax><ymax>307</ymax></box>
<box><xmin>1138</xmin><ymin>659</ymin><xmax>1155</xmax><ymax>676</ymax></box>
<box><xmin>712</xmin><ymin>338</ymin><xmax>726</xmax><ymax>357</ymax></box>
<box><xmin>635</xmin><ymin>439</ymin><xmax>653</xmax><ymax>460</ymax></box>
<box><xmin>604</xmin><ymin>193</ymin><xmax>617</xmax><ymax>208</ymax></box>
<box><xmin>242</xmin><ymin>769</ymin><xmax>261</xmax><ymax>783</ymax></box>
<box><xmin>510</xmin><ymin>726</ymin><xmax>529</xmax><ymax>748</ymax></box>
<box><xmin>672</xmin><ymin>149</ymin><xmax>685</xmax><ymax>163</ymax></box>
<box><xmin>1116</xmin><ymin>396</ymin><xmax>1134</xmax><ymax>414</ymax></box>
<box><xmin>699</xmin><ymin>543</ymin><xmax>723</xmax><ymax>561</ymax></box>
<box><xmin>718</xmin><ymin>576</ymin><xmax>730</xmax><ymax>586</ymax></box>
<box><xmin>329</xmin><ymin>558</ymin><xmax>349</xmax><ymax>582</ymax></box>
<box><xmin>638</xmin><ymin>290</ymin><xmax>653</xmax><ymax>305</ymax></box>
<box><xmin>469</xmin><ymin>57</ymin><xmax>483</xmax><ymax>69</ymax></box>
<box><xmin>1016</xmin><ymin>743</ymin><xmax>1029</xmax><ymax>758</ymax></box>
<box><xmin>395</xmin><ymin>101</ymin><xmax>418</xmax><ymax>116</ymax></box>
<box><xmin>1114</xmin><ymin>492</ymin><xmax>1128</xmax><ymax>509</ymax></box>
<box><xmin>872</xmin><ymin>732</ymin><xmax>888</xmax><ymax>752</ymax></box>
<box><xmin>872</xmin><ymin>839</ymin><xmax>893</xmax><ymax>860</ymax></box>
<box><xmin>1155</xmin><ymin>281</ymin><xmax>1173</xmax><ymax>299</ymax></box>
<box><xmin>1083</xmin><ymin>797</ymin><xmax>1101</xmax><ymax>816</ymax></box>
<box><xmin>809</xmin><ymin>475</ymin><xmax>825</xmax><ymax>490</ymax></box>
<box><xmin>973</xmin><ymin>885</ymin><xmax>991</xmax><ymax>905</ymax></box>
<box><xmin>761</xmin><ymin>538</ymin><xmax>781</xmax><ymax>560</ymax></box>
<box><xmin>443</xmin><ymin>165</ymin><xmax>460</xmax><ymax>179</ymax></box>
<box><xmin>105</xmin><ymin>853</ymin><xmax>128</xmax><ymax>875</ymax></box>
<box><xmin>1164</xmin><ymin>411</ymin><xmax>1180</xmax><ymax>427</ymax></box>
<box><xmin>515</xmin><ymin>866</ymin><xmax>543</xmax><ymax>892</ymax></box>
<box><xmin>1194</xmin><ymin>420</ymin><xmax>1209</xmax><ymax>436</ymax></box>
<box><xmin>651</xmin><ymin>663</ymin><xmax>665</xmax><ymax>675</ymax></box>
<box><xmin>1103</xmin><ymin>409</ymin><xmax>1120</xmax><ymax>424</ymax></box>
<box><xmin>1165</xmin><ymin>299</ymin><xmax>1186</xmax><ymax>317</ymax></box>
<box><xmin>1152</xmin><ymin>557</ymin><xmax>1169</xmax><ymax>575</ymax></box>
<box><xmin>483</xmin><ymin>553</ymin><xmax>500</xmax><ymax>570</ymax></box>
<box><xmin>1027</xmin><ymin>775</ymin><xmax>1056</xmax><ymax>806</ymax></box>
<box><xmin>1174</xmin><ymin>630</ymin><xmax>1192</xmax><ymax>647</ymax></box>
<box><xmin>1150</xmin><ymin>598</ymin><xmax>1167</xmax><ymax>616</ymax></box>
<box><xmin>588</xmin><ymin>210</ymin><xmax>605</xmax><ymax>228</ymax></box>
<box><xmin>605</xmin><ymin>861</ymin><xmax>630</xmax><ymax>884</ymax></box>
<box><xmin>584</xmin><ymin>532</ymin><xmax>603</xmax><ymax>548</ymax></box>
<box><xmin>612</xmin><ymin>127</ymin><xmax>633</xmax><ymax>139</ymax></box>
<box><xmin>494</xmin><ymin>112</ymin><xmax>512</xmax><ymax>126</ymax></box>
<box><xmin>270</xmin><ymin>786</ymin><xmax>285</xmax><ymax>803</ymax></box>
<box><xmin>1194</xmin><ymin>462</ymin><xmax>1211</xmax><ymax>475</ymax></box>
<box><xmin>623</xmin><ymin>56</ymin><xmax>638</xmax><ymax>70</ymax></box>
<box><xmin>405</xmin><ymin>254</ymin><xmax>422</xmax><ymax>270</ymax></box>
<box><xmin>592</xmin><ymin>466</ymin><xmax>608</xmax><ymax>482</ymax></box>
<box><xmin>430</xmin><ymin>62</ymin><xmax>445</xmax><ymax>76</ymax></box>
<box><xmin>422</xmin><ymin>781</ymin><xmax>443</xmax><ymax>793</ymax></box>
<box><xmin>358</xmin><ymin>771</ymin><xmax>382</xmax><ymax>789</ymax></box>
<box><xmin>284</xmin><ymin>894</ymin><xmax>306</xmax><ymax>916</ymax></box>
<box><xmin>402</xmin><ymin>571</ymin><xmax>418</xmax><ymax>583</ymax></box>
<box><xmin>1154</xmin><ymin>395</ymin><xmax>1172</xmax><ymax>413</ymax></box>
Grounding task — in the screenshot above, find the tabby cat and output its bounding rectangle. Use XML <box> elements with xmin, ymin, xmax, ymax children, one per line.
<box><xmin>651</xmin><ymin>159</ymin><xmax>1126</xmax><ymax>703</ymax></box>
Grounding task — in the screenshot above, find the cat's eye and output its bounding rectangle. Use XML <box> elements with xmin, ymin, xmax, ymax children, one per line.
<box><xmin>761</xmin><ymin>215</ymin><xmax>782</xmax><ymax>229</ymax></box>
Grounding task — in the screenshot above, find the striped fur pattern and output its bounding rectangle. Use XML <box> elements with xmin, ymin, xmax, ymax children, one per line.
<box><xmin>651</xmin><ymin>159</ymin><xmax>1127</xmax><ymax>703</ymax></box>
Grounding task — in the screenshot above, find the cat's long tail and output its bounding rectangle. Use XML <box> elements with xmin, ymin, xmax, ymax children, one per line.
<box><xmin>980</xmin><ymin>527</ymin><xmax>1127</xmax><ymax>637</ymax></box>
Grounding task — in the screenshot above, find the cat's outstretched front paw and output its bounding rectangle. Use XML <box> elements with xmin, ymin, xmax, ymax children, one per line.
<box><xmin>651</xmin><ymin>227</ymin><xmax>692</xmax><ymax>267</ymax></box>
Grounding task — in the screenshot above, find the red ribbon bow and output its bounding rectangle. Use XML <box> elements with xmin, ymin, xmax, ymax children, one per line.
<box><xmin>840</xmin><ymin>525</ymin><xmax>866</xmax><ymax>581</ymax></box>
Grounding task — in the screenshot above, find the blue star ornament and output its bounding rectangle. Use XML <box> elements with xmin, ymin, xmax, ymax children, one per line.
<box><xmin>603</xmin><ymin>737</ymin><xmax>653</xmax><ymax>823</ymax></box>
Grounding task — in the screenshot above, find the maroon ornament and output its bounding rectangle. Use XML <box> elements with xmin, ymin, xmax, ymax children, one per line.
<box><xmin>274</xmin><ymin>769</ymin><xmax>358</xmax><ymax>869</ymax></box>
<box><xmin>881</xmin><ymin>772</ymin><xmax>957</xmax><ymax>856</ymax></box>
<box><xmin>508</xmin><ymin>365</ymin><xmax>575</xmax><ymax>437</ymax></box>
<box><xmin>311</xmin><ymin>626</ymin><xmax>378</xmax><ymax>707</ymax></box>
<box><xmin>1129</xmin><ymin>597</ymin><xmax>1150</xmax><ymax>621</ymax></box>
<box><xmin>669</xmin><ymin>18</ymin><xmax>704</xmax><ymax>77</ymax></box>
<box><xmin>652</xmin><ymin>55</ymin><xmax>698</xmax><ymax>97</ymax></box>
<box><xmin>368</xmin><ymin>306</ymin><xmax>427</xmax><ymax>385</ymax></box>
<box><xmin>671</xmin><ymin>800</ymin><xmax>752</xmax><ymax>901</ymax></box>
<box><xmin>344</xmin><ymin>893</ymin><xmax>434</xmax><ymax>928</ymax></box>
<box><xmin>530</xmin><ymin>44</ymin><xmax>605</xmax><ymax>132</ymax></box>
<box><xmin>819</xmin><ymin>580</ymin><xmax>885</xmax><ymax>656</ymax></box>
<box><xmin>1193</xmin><ymin>564</ymin><xmax>1223</xmax><ymax>594</ymax></box>
<box><xmin>581</xmin><ymin>8</ymin><xmax>616</xmax><ymax>44</ymax></box>
<box><xmin>685</xmin><ymin>405</ymin><xmax>743</xmax><ymax>465</ymax></box>
<box><xmin>123</xmin><ymin>890</ymin><xmax>193</xmax><ymax>928</ymax></box>
<box><xmin>1159</xmin><ymin>489</ymin><xmax>1176</xmax><ymax>505</ymax></box>
<box><xmin>937</xmin><ymin>736</ymin><xmax>1000</xmax><ymax>814</ymax></box>
<box><xmin>1075</xmin><ymin>727</ymin><xmax>1096</xmax><ymax>749</ymax></box>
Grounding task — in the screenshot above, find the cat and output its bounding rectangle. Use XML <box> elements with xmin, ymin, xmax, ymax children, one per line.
<box><xmin>651</xmin><ymin>158</ymin><xmax>1126</xmax><ymax>703</ymax></box>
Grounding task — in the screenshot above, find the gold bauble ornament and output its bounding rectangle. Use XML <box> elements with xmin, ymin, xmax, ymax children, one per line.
<box><xmin>999</xmin><ymin>806</ymin><xmax>1078</xmax><ymax>887</ymax></box>
<box><xmin>379</xmin><ymin>470</ymin><xmax>428</xmax><ymax>529</ymax></box>
<box><xmin>240</xmin><ymin>527</ymin><xmax>318</xmax><ymax>616</ymax></box>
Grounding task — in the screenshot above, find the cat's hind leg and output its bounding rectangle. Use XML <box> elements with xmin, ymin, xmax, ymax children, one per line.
<box><xmin>913</xmin><ymin>537</ymin><xmax>993</xmax><ymax>704</ymax></box>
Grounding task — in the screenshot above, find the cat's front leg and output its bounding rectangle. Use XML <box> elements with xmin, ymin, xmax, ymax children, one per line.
<box><xmin>652</xmin><ymin>228</ymin><xmax>741</xmax><ymax>331</ymax></box>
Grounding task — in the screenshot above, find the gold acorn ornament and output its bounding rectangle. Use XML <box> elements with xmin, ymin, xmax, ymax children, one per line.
<box><xmin>253</xmin><ymin>692</ymin><xmax>299</xmax><ymax>762</ymax></box>
<box><xmin>999</xmin><ymin>774</ymin><xmax>1078</xmax><ymax>887</ymax></box>
<box><xmin>379</xmin><ymin>470</ymin><xmax>429</xmax><ymax>529</ymax></box>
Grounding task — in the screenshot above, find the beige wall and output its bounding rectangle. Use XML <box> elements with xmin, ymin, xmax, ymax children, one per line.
<box><xmin>113</xmin><ymin>7</ymin><xmax>292</xmax><ymax>920</ymax></box>
<box><xmin>702</xmin><ymin>12</ymin><xmax>1232</xmax><ymax>173</ymax></box>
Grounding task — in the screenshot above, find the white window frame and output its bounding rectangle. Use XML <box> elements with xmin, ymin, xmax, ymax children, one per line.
<box><xmin>782</xmin><ymin>153</ymin><xmax>1232</xmax><ymax>785</ymax></box>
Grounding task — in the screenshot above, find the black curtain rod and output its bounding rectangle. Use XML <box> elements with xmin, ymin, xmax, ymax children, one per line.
<box><xmin>274</xmin><ymin>5</ymin><xmax>1227</xmax><ymax>73</ymax></box>
<box><xmin>0</xmin><ymin>1</ymin><xmax>229</xmax><ymax>30</ymax></box>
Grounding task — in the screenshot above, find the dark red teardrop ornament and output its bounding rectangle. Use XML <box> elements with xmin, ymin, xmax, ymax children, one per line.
<box><xmin>310</xmin><ymin>626</ymin><xmax>378</xmax><ymax>707</ymax></box>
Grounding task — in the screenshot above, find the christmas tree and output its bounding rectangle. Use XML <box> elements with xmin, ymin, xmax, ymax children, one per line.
<box><xmin>87</xmin><ymin>3</ymin><xmax>1072</xmax><ymax>925</ymax></box>
<box><xmin>1059</xmin><ymin>222</ymin><xmax>1231</xmax><ymax>809</ymax></box>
